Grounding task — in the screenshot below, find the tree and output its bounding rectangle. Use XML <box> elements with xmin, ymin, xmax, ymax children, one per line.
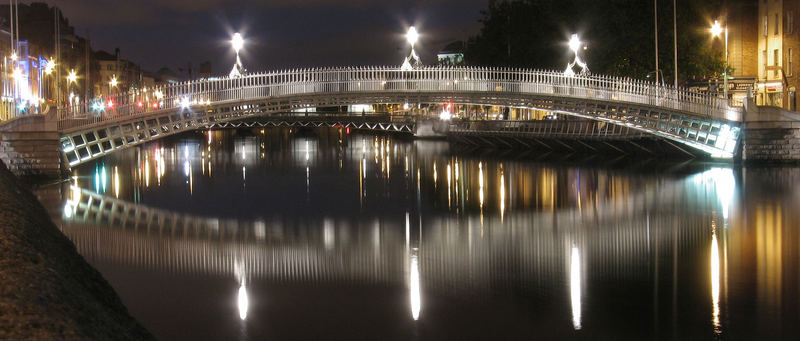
<box><xmin>465</xmin><ymin>0</ymin><xmax>724</xmax><ymax>82</ymax></box>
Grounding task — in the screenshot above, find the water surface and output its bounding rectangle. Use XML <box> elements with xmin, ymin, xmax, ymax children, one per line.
<box><xmin>41</xmin><ymin>128</ymin><xmax>800</xmax><ymax>340</ymax></box>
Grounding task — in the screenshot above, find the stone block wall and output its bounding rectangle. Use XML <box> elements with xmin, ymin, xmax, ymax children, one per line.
<box><xmin>741</xmin><ymin>121</ymin><xmax>800</xmax><ymax>162</ymax></box>
<box><xmin>0</xmin><ymin>130</ymin><xmax>64</xmax><ymax>177</ymax></box>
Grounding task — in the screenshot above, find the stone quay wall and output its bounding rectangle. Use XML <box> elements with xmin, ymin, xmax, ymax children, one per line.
<box><xmin>0</xmin><ymin>160</ymin><xmax>153</xmax><ymax>340</ymax></box>
<box><xmin>741</xmin><ymin>121</ymin><xmax>800</xmax><ymax>163</ymax></box>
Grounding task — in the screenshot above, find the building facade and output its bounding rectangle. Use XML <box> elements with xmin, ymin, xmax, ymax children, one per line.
<box><xmin>756</xmin><ymin>0</ymin><xmax>800</xmax><ymax>110</ymax></box>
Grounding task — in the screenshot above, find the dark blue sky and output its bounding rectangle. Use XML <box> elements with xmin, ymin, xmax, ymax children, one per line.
<box><xmin>55</xmin><ymin>0</ymin><xmax>488</xmax><ymax>74</ymax></box>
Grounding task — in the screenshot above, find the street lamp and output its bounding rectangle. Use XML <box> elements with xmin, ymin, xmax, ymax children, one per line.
<box><xmin>564</xmin><ymin>34</ymin><xmax>589</xmax><ymax>77</ymax></box>
<box><xmin>109</xmin><ymin>75</ymin><xmax>118</xmax><ymax>94</ymax></box>
<box><xmin>44</xmin><ymin>59</ymin><xmax>55</xmax><ymax>75</ymax></box>
<box><xmin>67</xmin><ymin>69</ymin><xmax>77</xmax><ymax>83</ymax></box>
<box><xmin>229</xmin><ymin>32</ymin><xmax>245</xmax><ymax>77</ymax></box>
<box><xmin>710</xmin><ymin>20</ymin><xmax>728</xmax><ymax>100</ymax></box>
<box><xmin>401</xmin><ymin>26</ymin><xmax>421</xmax><ymax>70</ymax></box>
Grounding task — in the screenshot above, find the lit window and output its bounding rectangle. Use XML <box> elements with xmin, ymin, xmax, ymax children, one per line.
<box><xmin>764</xmin><ymin>15</ymin><xmax>769</xmax><ymax>36</ymax></box>
<box><xmin>774</xmin><ymin>49</ymin><xmax>780</xmax><ymax>78</ymax></box>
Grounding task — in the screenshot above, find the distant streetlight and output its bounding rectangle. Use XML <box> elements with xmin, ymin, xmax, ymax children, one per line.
<box><xmin>401</xmin><ymin>26</ymin><xmax>422</xmax><ymax>70</ymax></box>
<box><xmin>710</xmin><ymin>20</ymin><xmax>729</xmax><ymax>100</ymax></box>
<box><xmin>109</xmin><ymin>75</ymin><xmax>118</xmax><ymax>94</ymax></box>
<box><xmin>67</xmin><ymin>69</ymin><xmax>77</xmax><ymax>83</ymax></box>
<box><xmin>44</xmin><ymin>58</ymin><xmax>55</xmax><ymax>75</ymax></box>
<box><xmin>230</xmin><ymin>32</ymin><xmax>245</xmax><ymax>77</ymax></box>
<box><xmin>564</xmin><ymin>34</ymin><xmax>589</xmax><ymax>77</ymax></box>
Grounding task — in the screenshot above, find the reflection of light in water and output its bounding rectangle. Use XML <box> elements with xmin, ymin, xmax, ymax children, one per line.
<box><xmin>145</xmin><ymin>159</ymin><xmax>150</xmax><ymax>186</ymax></box>
<box><xmin>183</xmin><ymin>160</ymin><xmax>191</xmax><ymax>177</ymax></box>
<box><xmin>693</xmin><ymin>168</ymin><xmax>735</xmax><ymax>220</ymax></box>
<box><xmin>113</xmin><ymin>166</ymin><xmax>120</xmax><ymax>198</ymax></box>
<box><xmin>324</xmin><ymin>219</ymin><xmax>335</xmax><ymax>250</ymax></box>
<box><xmin>410</xmin><ymin>255</ymin><xmax>421</xmax><ymax>321</ymax></box>
<box><xmin>238</xmin><ymin>282</ymin><xmax>249</xmax><ymax>321</ymax></box>
<box><xmin>447</xmin><ymin>163</ymin><xmax>452</xmax><ymax>209</ymax></box>
<box><xmin>405</xmin><ymin>212</ymin><xmax>410</xmax><ymax>249</ymax></box>
<box><xmin>433</xmin><ymin>163</ymin><xmax>438</xmax><ymax>185</ymax></box>
<box><xmin>500</xmin><ymin>171</ymin><xmax>505</xmax><ymax>221</ymax></box>
<box><xmin>101</xmin><ymin>165</ymin><xmax>107</xmax><ymax>193</ymax></box>
<box><xmin>570</xmin><ymin>246</ymin><xmax>582</xmax><ymax>330</ymax></box>
<box><xmin>711</xmin><ymin>232</ymin><xmax>721</xmax><ymax>333</ymax></box>
<box><xmin>479</xmin><ymin>162</ymin><xmax>484</xmax><ymax>208</ymax></box>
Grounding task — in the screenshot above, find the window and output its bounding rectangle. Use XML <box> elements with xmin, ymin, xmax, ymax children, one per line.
<box><xmin>775</xmin><ymin>13</ymin><xmax>780</xmax><ymax>35</ymax></box>
<box><xmin>775</xmin><ymin>49</ymin><xmax>780</xmax><ymax>78</ymax></box>
<box><xmin>764</xmin><ymin>15</ymin><xmax>769</xmax><ymax>36</ymax></box>
<box><xmin>790</xmin><ymin>48</ymin><xmax>794</xmax><ymax>76</ymax></box>
<box><xmin>788</xmin><ymin>11</ymin><xmax>795</xmax><ymax>34</ymax></box>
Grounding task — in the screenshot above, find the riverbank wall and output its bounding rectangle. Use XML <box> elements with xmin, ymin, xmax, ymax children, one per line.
<box><xmin>0</xmin><ymin>160</ymin><xmax>153</xmax><ymax>340</ymax></box>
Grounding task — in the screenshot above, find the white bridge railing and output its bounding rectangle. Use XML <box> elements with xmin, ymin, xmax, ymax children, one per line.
<box><xmin>57</xmin><ymin>66</ymin><xmax>742</xmax><ymax>131</ymax></box>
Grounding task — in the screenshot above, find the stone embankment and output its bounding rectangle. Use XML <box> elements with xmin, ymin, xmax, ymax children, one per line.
<box><xmin>0</xmin><ymin>160</ymin><xmax>153</xmax><ymax>340</ymax></box>
<box><xmin>742</xmin><ymin>105</ymin><xmax>800</xmax><ymax>163</ymax></box>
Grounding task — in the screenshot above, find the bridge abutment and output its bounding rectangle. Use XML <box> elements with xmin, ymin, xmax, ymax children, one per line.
<box><xmin>0</xmin><ymin>114</ymin><xmax>66</xmax><ymax>177</ymax></box>
<box><xmin>740</xmin><ymin>102</ymin><xmax>800</xmax><ymax>163</ymax></box>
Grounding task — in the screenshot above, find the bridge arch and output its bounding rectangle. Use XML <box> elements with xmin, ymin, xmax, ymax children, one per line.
<box><xmin>57</xmin><ymin>67</ymin><xmax>743</xmax><ymax>166</ymax></box>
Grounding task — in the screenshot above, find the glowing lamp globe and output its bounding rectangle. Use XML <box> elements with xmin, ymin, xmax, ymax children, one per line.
<box><xmin>406</xmin><ymin>27</ymin><xmax>419</xmax><ymax>47</ymax></box>
<box><xmin>232</xmin><ymin>33</ymin><xmax>244</xmax><ymax>53</ymax></box>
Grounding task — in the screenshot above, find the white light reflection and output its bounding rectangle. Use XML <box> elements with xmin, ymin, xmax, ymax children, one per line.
<box><xmin>238</xmin><ymin>282</ymin><xmax>249</xmax><ymax>321</ymax></box>
<box><xmin>410</xmin><ymin>254</ymin><xmax>421</xmax><ymax>321</ymax></box>
<box><xmin>711</xmin><ymin>232</ymin><xmax>721</xmax><ymax>333</ymax></box>
<box><xmin>499</xmin><ymin>171</ymin><xmax>505</xmax><ymax>222</ymax></box>
<box><xmin>693</xmin><ymin>168</ymin><xmax>735</xmax><ymax>220</ymax></box>
<box><xmin>570</xmin><ymin>246</ymin><xmax>582</xmax><ymax>330</ymax></box>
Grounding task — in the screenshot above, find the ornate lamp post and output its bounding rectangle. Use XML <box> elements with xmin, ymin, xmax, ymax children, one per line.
<box><xmin>401</xmin><ymin>26</ymin><xmax>421</xmax><ymax>70</ymax></box>
<box><xmin>230</xmin><ymin>32</ymin><xmax>245</xmax><ymax>77</ymax></box>
<box><xmin>564</xmin><ymin>34</ymin><xmax>589</xmax><ymax>77</ymax></box>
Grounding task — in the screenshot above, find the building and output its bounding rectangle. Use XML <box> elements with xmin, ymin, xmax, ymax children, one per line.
<box><xmin>0</xmin><ymin>2</ymin><xmax>95</xmax><ymax>108</ymax></box>
<box><xmin>756</xmin><ymin>0</ymin><xmax>800</xmax><ymax>110</ymax></box>
<box><xmin>94</xmin><ymin>49</ymin><xmax>148</xmax><ymax>96</ymax></box>
<box><xmin>724</xmin><ymin>0</ymin><xmax>760</xmax><ymax>106</ymax></box>
<box><xmin>437</xmin><ymin>41</ymin><xmax>465</xmax><ymax>66</ymax></box>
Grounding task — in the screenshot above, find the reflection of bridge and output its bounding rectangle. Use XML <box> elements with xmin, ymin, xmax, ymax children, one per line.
<box><xmin>202</xmin><ymin>113</ymin><xmax>416</xmax><ymax>133</ymax></box>
<box><xmin>55</xmin><ymin>67</ymin><xmax>742</xmax><ymax>166</ymax></box>
<box><xmin>61</xmin><ymin>166</ymin><xmax>731</xmax><ymax>284</ymax></box>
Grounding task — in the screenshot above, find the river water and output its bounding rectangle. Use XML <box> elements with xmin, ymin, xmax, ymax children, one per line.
<box><xmin>43</xmin><ymin>128</ymin><xmax>799</xmax><ymax>340</ymax></box>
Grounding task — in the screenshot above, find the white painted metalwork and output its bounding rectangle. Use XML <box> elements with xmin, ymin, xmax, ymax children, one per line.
<box><xmin>56</xmin><ymin>66</ymin><xmax>744</xmax><ymax>165</ymax></box>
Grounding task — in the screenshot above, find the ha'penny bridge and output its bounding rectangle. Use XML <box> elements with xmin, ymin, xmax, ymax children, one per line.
<box><xmin>2</xmin><ymin>66</ymin><xmax>766</xmax><ymax>176</ymax></box>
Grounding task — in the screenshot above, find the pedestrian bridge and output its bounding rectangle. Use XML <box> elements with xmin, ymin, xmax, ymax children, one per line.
<box><xmin>56</xmin><ymin>67</ymin><xmax>743</xmax><ymax>166</ymax></box>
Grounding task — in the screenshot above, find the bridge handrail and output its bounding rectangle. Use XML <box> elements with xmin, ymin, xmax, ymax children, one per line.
<box><xmin>56</xmin><ymin>66</ymin><xmax>742</xmax><ymax>132</ymax></box>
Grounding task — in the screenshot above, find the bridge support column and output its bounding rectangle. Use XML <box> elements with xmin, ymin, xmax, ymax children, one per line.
<box><xmin>740</xmin><ymin>97</ymin><xmax>800</xmax><ymax>163</ymax></box>
<box><xmin>0</xmin><ymin>114</ymin><xmax>66</xmax><ymax>177</ymax></box>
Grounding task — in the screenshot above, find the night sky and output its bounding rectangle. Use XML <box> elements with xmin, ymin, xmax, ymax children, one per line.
<box><xmin>55</xmin><ymin>0</ymin><xmax>488</xmax><ymax>74</ymax></box>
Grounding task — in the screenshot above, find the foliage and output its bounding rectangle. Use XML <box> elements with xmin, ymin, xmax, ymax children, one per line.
<box><xmin>465</xmin><ymin>0</ymin><xmax>725</xmax><ymax>82</ymax></box>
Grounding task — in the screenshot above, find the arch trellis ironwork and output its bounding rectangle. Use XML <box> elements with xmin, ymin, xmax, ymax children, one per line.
<box><xmin>57</xmin><ymin>66</ymin><xmax>743</xmax><ymax>166</ymax></box>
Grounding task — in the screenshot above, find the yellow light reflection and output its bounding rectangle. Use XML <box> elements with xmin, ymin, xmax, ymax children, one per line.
<box><xmin>433</xmin><ymin>163</ymin><xmax>437</xmax><ymax>186</ymax></box>
<box><xmin>144</xmin><ymin>159</ymin><xmax>150</xmax><ymax>187</ymax></box>
<box><xmin>113</xmin><ymin>166</ymin><xmax>120</xmax><ymax>198</ymax></box>
<box><xmin>447</xmin><ymin>163</ymin><xmax>452</xmax><ymax>209</ymax></box>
